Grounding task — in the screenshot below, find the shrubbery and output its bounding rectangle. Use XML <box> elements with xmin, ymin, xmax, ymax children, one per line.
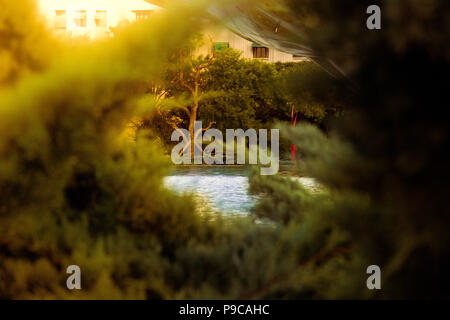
<box><xmin>0</xmin><ymin>0</ymin><xmax>309</xmax><ymax>300</ymax></box>
<box><xmin>0</xmin><ymin>0</ymin><xmax>263</xmax><ymax>299</ymax></box>
<box><xmin>248</xmin><ymin>0</ymin><xmax>450</xmax><ymax>298</ymax></box>
<box><xmin>1</xmin><ymin>0</ymin><xmax>448</xmax><ymax>300</ymax></box>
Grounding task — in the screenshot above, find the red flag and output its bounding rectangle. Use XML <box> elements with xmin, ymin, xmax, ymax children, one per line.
<box><xmin>291</xmin><ymin>105</ymin><xmax>298</xmax><ymax>162</ymax></box>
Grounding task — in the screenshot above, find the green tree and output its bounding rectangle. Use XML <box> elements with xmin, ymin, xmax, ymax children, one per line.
<box><xmin>166</xmin><ymin>44</ymin><xmax>219</xmax><ymax>156</ymax></box>
<box><xmin>200</xmin><ymin>49</ymin><xmax>289</xmax><ymax>131</ymax></box>
<box><xmin>279</xmin><ymin>62</ymin><xmax>350</xmax><ymax>131</ymax></box>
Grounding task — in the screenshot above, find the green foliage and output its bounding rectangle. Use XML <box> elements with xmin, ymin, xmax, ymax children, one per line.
<box><xmin>0</xmin><ymin>0</ymin><xmax>250</xmax><ymax>299</ymax></box>
<box><xmin>200</xmin><ymin>49</ymin><xmax>288</xmax><ymax>131</ymax></box>
<box><xmin>0</xmin><ymin>0</ymin><xmax>318</xmax><ymax>300</ymax></box>
<box><xmin>281</xmin><ymin>62</ymin><xmax>350</xmax><ymax>123</ymax></box>
<box><xmin>0</xmin><ymin>0</ymin><xmax>60</xmax><ymax>86</ymax></box>
<box><xmin>138</xmin><ymin>47</ymin><xmax>347</xmax><ymax>161</ymax></box>
<box><xmin>1</xmin><ymin>0</ymin><xmax>447</xmax><ymax>300</ymax></box>
<box><xmin>248</xmin><ymin>0</ymin><xmax>450</xmax><ymax>298</ymax></box>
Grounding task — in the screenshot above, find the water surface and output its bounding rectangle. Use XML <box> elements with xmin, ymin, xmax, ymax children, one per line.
<box><xmin>164</xmin><ymin>166</ymin><xmax>258</xmax><ymax>215</ymax></box>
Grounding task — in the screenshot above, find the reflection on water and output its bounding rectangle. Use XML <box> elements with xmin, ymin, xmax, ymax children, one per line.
<box><xmin>164</xmin><ymin>166</ymin><xmax>258</xmax><ymax>215</ymax></box>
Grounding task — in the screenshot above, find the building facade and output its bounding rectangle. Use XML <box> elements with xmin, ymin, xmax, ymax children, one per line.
<box><xmin>200</xmin><ymin>27</ymin><xmax>307</xmax><ymax>63</ymax></box>
<box><xmin>37</xmin><ymin>0</ymin><xmax>306</xmax><ymax>63</ymax></box>
<box><xmin>37</xmin><ymin>0</ymin><xmax>161</xmax><ymax>38</ymax></box>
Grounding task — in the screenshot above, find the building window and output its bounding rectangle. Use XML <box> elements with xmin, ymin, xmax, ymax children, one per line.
<box><xmin>74</xmin><ymin>10</ymin><xmax>87</xmax><ymax>27</ymax></box>
<box><xmin>95</xmin><ymin>10</ymin><xmax>107</xmax><ymax>28</ymax></box>
<box><xmin>133</xmin><ymin>10</ymin><xmax>153</xmax><ymax>21</ymax></box>
<box><xmin>252</xmin><ymin>44</ymin><xmax>269</xmax><ymax>59</ymax></box>
<box><xmin>54</xmin><ymin>10</ymin><xmax>67</xmax><ymax>30</ymax></box>
<box><xmin>213</xmin><ymin>42</ymin><xmax>230</xmax><ymax>52</ymax></box>
<box><xmin>293</xmin><ymin>54</ymin><xmax>305</xmax><ymax>60</ymax></box>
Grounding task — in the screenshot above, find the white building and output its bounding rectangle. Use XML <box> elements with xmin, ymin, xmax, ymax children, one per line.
<box><xmin>37</xmin><ymin>0</ymin><xmax>306</xmax><ymax>63</ymax></box>
<box><xmin>200</xmin><ymin>27</ymin><xmax>307</xmax><ymax>63</ymax></box>
<box><xmin>37</xmin><ymin>0</ymin><xmax>161</xmax><ymax>38</ymax></box>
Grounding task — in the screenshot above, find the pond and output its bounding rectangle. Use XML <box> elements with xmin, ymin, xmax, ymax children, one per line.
<box><xmin>164</xmin><ymin>166</ymin><xmax>258</xmax><ymax>215</ymax></box>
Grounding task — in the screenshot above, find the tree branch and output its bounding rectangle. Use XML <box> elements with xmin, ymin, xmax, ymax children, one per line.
<box><xmin>202</xmin><ymin>121</ymin><xmax>216</xmax><ymax>132</ymax></box>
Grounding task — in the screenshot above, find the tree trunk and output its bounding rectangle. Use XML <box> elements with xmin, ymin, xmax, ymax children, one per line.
<box><xmin>189</xmin><ymin>110</ymin><xmax>197</xmax><ymax>159</ymax></box>
<box><xmin>188</xmin><ymin>104</ymin><xmax>198</xmax><ymax>158</ymax></box>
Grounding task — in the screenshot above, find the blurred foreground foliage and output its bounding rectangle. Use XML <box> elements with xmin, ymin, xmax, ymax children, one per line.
<box><xmin>0</xmin><ymin>0</ymin><xmax>60</xmax><ymax>86</ymax></box>
<box><xmin>0</xmin><ymin>0</ymin><xmax>284</xmax><ymax>299</ymax></box>
<box><xmin>0</xmin><ymin>0</ymin><xmax>448</xmax><ymax>300</ymax></box>
<box><xmin>249</xmin><ymin>0</ymin><xmax>450</xmax><ymax>298</ymax></box>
